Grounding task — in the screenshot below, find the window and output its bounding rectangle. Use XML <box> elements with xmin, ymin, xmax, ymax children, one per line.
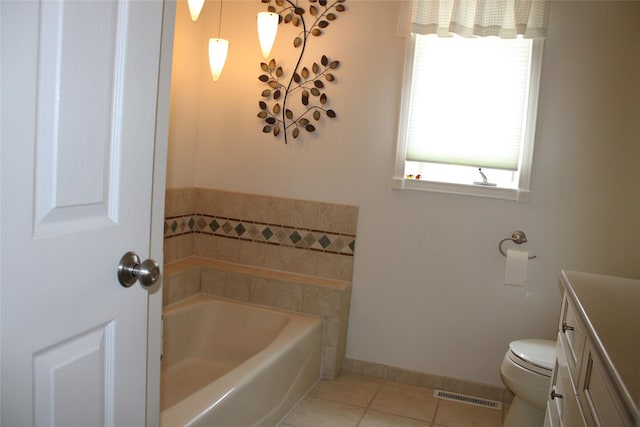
<box><xmin>394</xmin><ymin>33</ymin><xmax>544</xmax><ymax>201</ymax></box>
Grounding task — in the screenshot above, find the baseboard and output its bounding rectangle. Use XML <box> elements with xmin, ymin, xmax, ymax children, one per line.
<box><xmin>342</xmin><ymin>357</ymin><xmax>513</xmax><ymax>404</ymax></box>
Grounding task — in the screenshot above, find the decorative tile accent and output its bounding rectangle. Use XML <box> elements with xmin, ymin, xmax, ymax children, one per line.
<box><xmin>165</xmin><ymin>214</ymin><xmax>356</xmax><ymax>257</ymax></box>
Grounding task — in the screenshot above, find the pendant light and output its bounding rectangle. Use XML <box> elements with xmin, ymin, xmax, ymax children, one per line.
<box><xmin>257</xmin><ymin>12</ymin><xmax>279</xmax><ymax>58</ymax></box>
<box><xmin>208</xmin><ymin>0</ymin><xmax>228</xmax><ymax>81</ymax></box>
<box><xmin>187</xmin><ymin>0</ymin><xmax>205</xmax><ymax>21</ymax></box>
<box><xmin>208</xmin><ymin>38</ymin><xmax>229</xmax><ymax>81</ymax></box>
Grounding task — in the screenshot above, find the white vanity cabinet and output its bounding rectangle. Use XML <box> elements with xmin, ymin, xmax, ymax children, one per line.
<box><xmin>543</xmin><ymin>271</ymin><xmax>640</xmax><ymax>427</ymax></box>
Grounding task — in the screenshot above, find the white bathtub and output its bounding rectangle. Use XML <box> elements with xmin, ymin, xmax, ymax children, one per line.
<box><xmin>160</xmin><ymin>294</ymin><xmax>322</xmax><ymax>427</ymax></box>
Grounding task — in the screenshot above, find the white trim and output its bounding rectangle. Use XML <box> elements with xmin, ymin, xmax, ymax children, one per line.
<box><xmin>517</xmin><ymin>38</ymin><xmax>544</xmax><ymax>195</ymax></box>
<box><xmin>394</xmin><ymin>35</ymin><xmax>416</xmax><ymax>178</ymax></box>
<box><xmin>392</xmin><ymin>177</ymin><xmax>530</xmax><ymax>202</ymax></box>
<box><xmin>393</xmin><ymin>36</ymin><xmax>544</xmax><ymax>202</ymax></box>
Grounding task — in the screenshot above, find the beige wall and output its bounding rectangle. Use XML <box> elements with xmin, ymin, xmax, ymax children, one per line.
<box><xmin>167</xmin><ymin>0</ymin><xmax>640</xmax><ymax>386</ymax></box>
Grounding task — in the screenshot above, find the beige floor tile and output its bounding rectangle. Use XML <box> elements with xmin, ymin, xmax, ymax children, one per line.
<box><xmin>282</xmin><ymin>396</ymin><xmax>365</xmax><ymax>427</ymax></box>
<box><xmin>359</xmin><ymin>410</ymin><xmax>432</xmax><ymax>427</ymax></box>
<box><xmin>501</xmin><ymin>402</ymin><xmax>510</xmax><ymax>424</ymax></box>
<box><xmin>369</xmin><ymin>382</ymin><xmax>439</xmax><ymax>422</ymax></box>
<box><xmin>433</xmin><ymin>400</ymin><xmax>502</xmax><ymax>427</ymax></box>
<box><xmin>310</xmin><ymin>373</ymin><xmax>382</xmax><ymax>407</ymax></box>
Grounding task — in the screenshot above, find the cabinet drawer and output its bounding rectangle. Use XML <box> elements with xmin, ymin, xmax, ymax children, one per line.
<box><xmin>544</xmin><ymin>400</ymin><xmax>560</xmax><ymax>427</ymax></box>
<box><xmin>559</xmin><ymin>295</ymin><xmax>586</xmax><ymax>384</ymax></box>
<box><xmin>578</xmin><ymin>342</ymin><xmax>633</xmax><ymax>427</ymax></box>
<box><xmin>550</xmin><ymin>336</ymin><xmax>586</xmax><ymax>426</ymax></box>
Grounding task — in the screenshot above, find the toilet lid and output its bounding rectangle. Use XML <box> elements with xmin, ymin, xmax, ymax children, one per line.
<box><xmin>508</xmin><ymin>339</ymin><xmax>555</xmax><ymax>376</ymax></box>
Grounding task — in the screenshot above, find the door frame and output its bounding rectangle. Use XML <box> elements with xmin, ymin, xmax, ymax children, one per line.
<box><xmin>146</xmin><ymin>1</ymin><xmax>176</xmax><ymax>425</ymax></box>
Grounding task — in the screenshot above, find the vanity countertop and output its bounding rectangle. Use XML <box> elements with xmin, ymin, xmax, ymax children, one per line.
<box><xmin>560</xmin><ymin>270</ymin><xmax>640</xmax><ymax>421</ymax></box>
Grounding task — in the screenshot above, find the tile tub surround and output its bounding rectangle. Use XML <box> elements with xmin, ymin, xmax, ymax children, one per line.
<box><xmin>164</xmin><ymin>187</ymin><xmax>358</xmax><ymax>282</ymax></box>
<box><xmin>164</xmin><ymin>257</ymin><xmax>351</xmax><ymax>379</ymax></box>
<box><xmin>163</xmin><ymin>188</ymin><xmax>357</xmax><ymax>379</ymax></box>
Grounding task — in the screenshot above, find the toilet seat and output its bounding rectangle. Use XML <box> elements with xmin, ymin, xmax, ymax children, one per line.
<box><xmin>507</xmin><ymin>339</ymin><xmax>555</xmax><ymax>377</ymax></box>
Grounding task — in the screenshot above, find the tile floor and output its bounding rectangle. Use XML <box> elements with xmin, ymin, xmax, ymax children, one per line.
<box><xmin>278</xmin><ymin>373</ymin><xmax>504</xmax><ymax>427</ymax></box>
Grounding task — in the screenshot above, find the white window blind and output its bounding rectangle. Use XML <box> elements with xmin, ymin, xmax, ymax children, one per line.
<box><xmin>397</xmin><ymin>0</ymin><xmax>549</xmax><ymax>39</ymax></box>
<box><xmin>405</xmin><ymin>34</ymin><xmax>533</xmax><ymax>171</ymax></box>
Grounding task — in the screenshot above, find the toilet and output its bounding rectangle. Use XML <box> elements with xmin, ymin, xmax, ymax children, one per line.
<box><xmin>500</xmin><ymin>339</ymin><xmax>556</xmax><ymax>427</ymax></box>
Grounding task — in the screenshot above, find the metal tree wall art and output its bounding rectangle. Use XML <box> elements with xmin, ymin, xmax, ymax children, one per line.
<box><xmin>258</xmin><ymin>0</ymin><xmax>346</xmax><ymax>144</ymax></box>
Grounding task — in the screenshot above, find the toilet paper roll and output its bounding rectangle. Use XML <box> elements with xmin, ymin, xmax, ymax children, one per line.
<box><xmin>505</xmin><ymin>248</ymin><xmax>528</xmax><ymax>286</ymax></box>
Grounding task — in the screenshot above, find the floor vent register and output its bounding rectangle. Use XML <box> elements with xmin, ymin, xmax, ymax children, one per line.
<box><xmin>434</xmin><ymin>390</ymin><xmax>503</xmax><ymax>410</ymax></box>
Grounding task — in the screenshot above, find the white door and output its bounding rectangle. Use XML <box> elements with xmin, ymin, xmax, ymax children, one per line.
<box><xmin>1</xmin><ymin>1</ymin><xmax>169</xmax><ymax>425</ymax></box>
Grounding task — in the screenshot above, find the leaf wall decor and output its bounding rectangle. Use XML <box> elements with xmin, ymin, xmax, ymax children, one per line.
<box><xmin>257</xmin><ymin>0</ymin><xmax>346</xmax><ymax>144</ymax></box>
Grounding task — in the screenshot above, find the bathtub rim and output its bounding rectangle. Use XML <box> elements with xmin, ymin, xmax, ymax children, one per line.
<box><xmin>160</xmin><ymin>293</ymin><xmax>323</xmax><ymax>427</ymax></box>
<box><xmin>163</xmin><ymin>293</ymin><xmax>327</xmax><ymax>321</ymax></box>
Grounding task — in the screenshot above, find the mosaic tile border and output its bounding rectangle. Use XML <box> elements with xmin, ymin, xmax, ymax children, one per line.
<box><xmin>164</xmin><ymin>214</ymin><xmax>356</xmax><ymax>256</ymax></box>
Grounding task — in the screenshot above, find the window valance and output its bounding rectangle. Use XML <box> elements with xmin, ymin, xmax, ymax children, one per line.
<box><xmin>398</xmin><ymin>0</ymin><xmax>549</xmax><ymax>39</ymax></box>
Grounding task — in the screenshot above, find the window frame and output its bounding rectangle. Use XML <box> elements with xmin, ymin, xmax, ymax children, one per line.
<box><xmin>393</xmin><ymin>34</ymin><xmax>545</xmax><ymax>202</ymax></box>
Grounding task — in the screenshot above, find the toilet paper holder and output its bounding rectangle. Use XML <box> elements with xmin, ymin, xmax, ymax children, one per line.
<box><xmin>498</xmin><ymin>231</ymin><xmax>537</xmax><ymax>259</ymax></box>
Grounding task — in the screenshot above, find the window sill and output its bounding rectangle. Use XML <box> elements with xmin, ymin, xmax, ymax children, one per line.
<box><xmin>391</xmin><ymin>177</ymin><xmax>530</xmax><ymax>202</ymax></box>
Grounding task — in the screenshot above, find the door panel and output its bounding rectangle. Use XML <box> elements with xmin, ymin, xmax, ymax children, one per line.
<box><xmin>1</xmin><ymin>1</ymin><xmax>166</xmax><ymax>425</ymax></box>
<box><xmin>33</xmin><ymin>322</ymin><xmax>115</xmax><ymax>426</ymax></box>
<box><xmin>34</xmin><ymin>0</ymin><xmax>122</xmax><ymax>236</ymax></box>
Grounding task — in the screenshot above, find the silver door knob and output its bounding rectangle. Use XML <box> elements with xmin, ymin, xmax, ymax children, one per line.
<box><xmin>118</xmin><ymin>251</ymin><xmax>160</xmax><ymax>288</ymax></box>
